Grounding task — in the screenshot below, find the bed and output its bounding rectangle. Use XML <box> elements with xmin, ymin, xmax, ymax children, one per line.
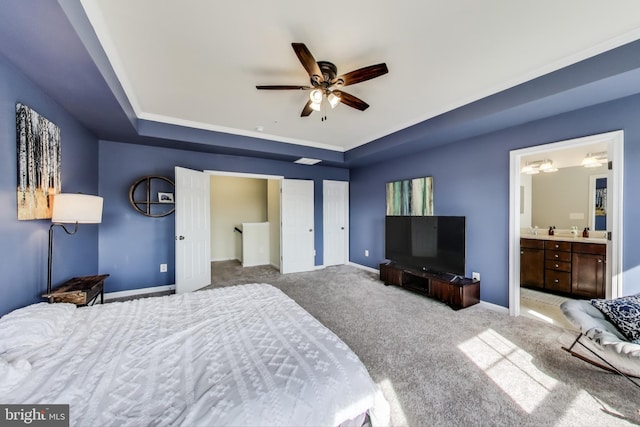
<box><xmin>0</xmin><ymin>283</ymin><xmax>389</xmax><ymax>426</ymax></box>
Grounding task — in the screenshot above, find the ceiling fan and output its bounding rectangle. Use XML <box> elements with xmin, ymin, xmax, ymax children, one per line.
<box><xmin>256</xmin><ymin>43</ymin><xmax>388</xmax><ymax>118</ymax></box>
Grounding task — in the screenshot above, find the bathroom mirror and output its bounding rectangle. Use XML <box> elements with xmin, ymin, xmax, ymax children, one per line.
<box><xmin>523</xmin><ymin>165</ymin><xmax>607</xmax><ymax>230</ymax></box>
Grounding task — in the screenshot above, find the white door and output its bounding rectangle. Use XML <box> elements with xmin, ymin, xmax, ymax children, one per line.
<box><xmin>323</xmin><ymin>180</ymin><xmax>349</xmax><ymax>266</ymax></box>
<box><xmin>175</xmin><ymin>166</ymin><xmax>211</xmax><ymax>293</ymax></box>
<box><xmin>281</xmin><ymin>179</ymin><xmax>314</xmax><ymax>274</ymax></box>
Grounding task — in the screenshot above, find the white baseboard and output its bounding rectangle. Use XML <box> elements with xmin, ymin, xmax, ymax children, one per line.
<box><xmin>478</xmin><ymin>300</ymin><xmax>509</xmax><ymax>314</ymax></box>
<box><xmin>211</xmin><ymin>257</ymin><xmax>236</xmax><ymax>262</ymax></box>
<box><xmin>104</xmin><ymin>284</ymin><xmax>175</xmax><ymax>301</ymax></box>
<box><xmin>348</xmin><ymin>262</ymin><xmax>379</xmax><ymax>274</ymax></box>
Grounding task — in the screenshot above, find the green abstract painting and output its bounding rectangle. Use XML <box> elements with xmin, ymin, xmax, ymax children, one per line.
<box><xmin>386</xmin><ymin>176</ymin><xmax>433</xmax><ymax>216</ymax></box>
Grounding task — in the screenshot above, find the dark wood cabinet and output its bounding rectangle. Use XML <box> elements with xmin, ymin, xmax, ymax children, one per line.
<box><xmin>429</xmin><ymin>278</ymin><xmax>450</xmax><ymax>302</ymax></box>
<box><xmin>544</xmin><ymin>240</ymin><xmax>571</xmax><ymax>293</ymax></box>
<box><xmin>544</xmin><ymin>269</ymin><xmax>572</xmax><ymax>293</ymax></box>
<box><xmin>520</xmin><ymin>238</ymin><xmax>606</xmax><ymax>299</ymax></box>
<box><xmin>379</xmin><ymin>262</ymin><xmax>479</xmax><ymax>310</ymax></box>
<box><xmin>572</xmin><ymin>243</ymin><xmax>606</xmax><ymax>299</ymax></box>
<box><xmin>520</xmin><ymin>239</ymin><xmax>544</xmax><ymax>289</ymax></box>
<box><xmin>380</xmin><ymin>262</ymin><xmax>404</xmax><ymax>286</ymax></box>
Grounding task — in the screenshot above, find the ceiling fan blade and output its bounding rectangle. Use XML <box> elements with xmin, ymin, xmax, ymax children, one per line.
<box><xmin>333</xmin><ymin>63</ymin><xmax>388</xmax><ymax>87</ymax></box>
<box><xmin>333</xmin><ymin>90</ymin><xmax>369</xmax><ymax>111</ymax></box>
<box><xmin>292</xmin><ymin>43</ymin><xmax>323</xmax><ymax>83</ymax></box>
<box><xmin>301</xmin><ymin>99</ymin><xmax>314</xmax><ymax>117</ymax></box>
<box><xmin>256</xmin><ymin>85</ymin><xmax>311</xmax><ymax>90</ymax></box>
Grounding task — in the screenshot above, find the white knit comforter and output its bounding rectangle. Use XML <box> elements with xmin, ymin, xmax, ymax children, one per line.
<box><xmin>0</xmin><ymin>284</ymin><xmax>388</xmax><ymax>427</ymax></box>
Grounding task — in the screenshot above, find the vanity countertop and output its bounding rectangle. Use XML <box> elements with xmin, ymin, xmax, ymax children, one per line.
<box><xmin>520</xmin><ymin>234</ymin><xmax>607</xmax><ymax>244</ymax></box>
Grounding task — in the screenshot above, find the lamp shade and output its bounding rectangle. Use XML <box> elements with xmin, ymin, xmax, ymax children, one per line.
<box><xmin>327</xmin><ymin>92</ymin><xmax>340</xmax><ymax>108</ymax></box>
<box><xmin>52</xmin><ymin>194</ymin><xmax>103</xmax><ymax>224</ymax></box>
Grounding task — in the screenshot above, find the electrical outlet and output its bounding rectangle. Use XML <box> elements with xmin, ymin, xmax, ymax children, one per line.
<box><xmin>160</xmin><ymin>263</ymin><xmax>168</xmax><ymax>273</ymax></box>
<box><xmin>365</xmin><ymin>249</ymin><xmax>369</xmax><ymax>257</ymax></box>
<box><xmin>472</xmin><ymin>272</ymin><xmax>480</xmax><ymax>281</ymax></box>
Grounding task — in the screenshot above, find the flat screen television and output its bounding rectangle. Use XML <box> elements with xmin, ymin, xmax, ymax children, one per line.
<box><xmin>385</xmin><ymin>215</ymin><xmax>466</xmax><ymax>276</ymax></box>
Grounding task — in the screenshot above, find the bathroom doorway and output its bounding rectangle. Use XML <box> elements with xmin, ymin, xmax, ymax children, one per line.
<box><xmin>508</xmin><ymin>130</ymin><xmax>624</xmax><ymax>318</ymax></box>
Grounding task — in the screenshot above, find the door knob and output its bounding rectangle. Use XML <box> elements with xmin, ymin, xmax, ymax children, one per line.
<box><xmin>309</xmin><ymin>229</ymin><xmax>313</xmax><ymax>232</ymax></box>
<box><xmin>176</xmin><ymin>235</ymin><xmax>185</xmax><ymax>240</ymax></box>
<box><xmin>341</xmin><ymin>227</ymin><xmax>345</xmax><ymax>230</ymax></box>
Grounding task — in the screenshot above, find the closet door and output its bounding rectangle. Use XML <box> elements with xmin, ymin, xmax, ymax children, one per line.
<box><xmin>281</xmin><ymin>179</ymin><xmax>314</xmax><ymax>274</ymax></box>
<box><xmin>323</xmin><ymin>180</ymin><xmax>349</xmax><ymax>266</ymax></box>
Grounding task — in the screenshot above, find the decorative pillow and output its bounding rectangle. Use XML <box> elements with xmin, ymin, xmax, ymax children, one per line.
<box><xmin>591</xmin><ymin>296</ymin><xmax>640</xmax><ymax>343</ymax></box>
<box><xmin>0</xmin><ymin>302</ymin><xmax>76</xmax><ymax>354</ymax></box>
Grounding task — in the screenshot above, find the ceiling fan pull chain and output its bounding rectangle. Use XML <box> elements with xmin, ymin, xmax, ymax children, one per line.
<box><xmin>322</xmin><ymin>98</ymin><xmax>326</xmax><ymax>121</ymax></box>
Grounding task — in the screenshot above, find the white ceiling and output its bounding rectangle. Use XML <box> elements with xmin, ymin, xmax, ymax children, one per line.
<box><xmin>80</xmin><ymin>0</ymin><xmax>640</xmax><ymax>153</ymax></box>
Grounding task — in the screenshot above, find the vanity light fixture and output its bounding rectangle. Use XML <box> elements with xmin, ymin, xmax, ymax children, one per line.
<box><xmin>521</xmin><ymin>162</ymin><xmax>539</xmax><ymax>174</ymax></box>
<box><xmin>521</xmin><ymin>159</ymin><xmax>557</xmax><ymax>174</ymax></box>
<box><xmin>539</xmin><ymin>159</ymin><xmax>558</xmax><ymax>173</ymax></box>
<box><xmin>582</xmin><ymin>151</ymin><xmax>607</xmax><ymax>168</ymax></box>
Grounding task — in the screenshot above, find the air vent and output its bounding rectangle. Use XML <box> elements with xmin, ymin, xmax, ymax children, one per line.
<box><xmin>294</xmin><ymin>158</ymin><xmax>321</xmax><ymax>165</ymax></box>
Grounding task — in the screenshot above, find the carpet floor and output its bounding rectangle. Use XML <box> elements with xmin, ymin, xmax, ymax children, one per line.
<box><xmin>203</xmin><ymin>261</ymin><xmax>640</xmax><ymax>426</ymax></box>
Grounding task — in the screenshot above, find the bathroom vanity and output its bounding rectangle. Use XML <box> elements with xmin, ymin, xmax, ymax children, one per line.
<box><xmin>520</xmin><ymin>235</ymin><xmax>606</xmax><ymax>299</ymax></box>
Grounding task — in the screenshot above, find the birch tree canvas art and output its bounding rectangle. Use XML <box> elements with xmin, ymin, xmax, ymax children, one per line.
<box><xmin>16</xmin><ymin>103</ymin><xmax>61</xmax><ymax>220</ymax></box>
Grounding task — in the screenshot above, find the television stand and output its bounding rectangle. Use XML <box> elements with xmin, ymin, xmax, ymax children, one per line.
<box><xmin>379</xmin><ymin>262</ymin><xmax>480</xmax><ymax>310</ymax></box>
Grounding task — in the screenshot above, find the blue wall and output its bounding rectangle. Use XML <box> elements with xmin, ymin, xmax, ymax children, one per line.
<box><xmin>4</xmin><ymin>34</ymin><xmax>640</xmax><ymax>314</ymax></box>
<box><xmin>98</xmin><ymin>140</ymin><xmax>349</xmax><ymax>293</ymax></box>
<box><xmin>350</xmin><ymin>93</ymin><xmax>640</xmax><ymax>307</ymax></box>
<box><xmin>0</xmin><ymin>55</ymin><xmax>99</xmax><ymax>315</ymax></box>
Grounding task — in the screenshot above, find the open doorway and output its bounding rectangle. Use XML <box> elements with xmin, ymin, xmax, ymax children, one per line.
<box><xmin>508</xmin><ymin>131</ymin><xmax>624</xmax><ymax>319</ymax></box>
<box><xmin>205</xmin><ymin>170</ymin><xmax>318</xmax><ymax>279</ymax></box>
<box><xmin>207</xmin><ymin>171</ymin><xmax>282</xmax><ymax>270</ymax></box>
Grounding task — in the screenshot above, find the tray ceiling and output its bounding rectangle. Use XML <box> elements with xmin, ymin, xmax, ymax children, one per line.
<box><xmin>80</xmin><ymin>0</ymin><xmax>640</xmax><ymax>152</ymax></box>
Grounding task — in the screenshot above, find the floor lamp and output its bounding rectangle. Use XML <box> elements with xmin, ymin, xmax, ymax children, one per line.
<box><xmin>46</xmin><ymin>193</ymin><xmax>103</xmax><ymax>297</ymax></box>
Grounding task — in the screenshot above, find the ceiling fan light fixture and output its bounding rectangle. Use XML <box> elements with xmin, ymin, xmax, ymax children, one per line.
<box><xmin>310</xmin><ymin>89</ymin><xmax>323</xmax><ymax>103</ymax></box>
<box><xmin>256</xmin><ymin>43</ymin><xmax>388</xmax><ymax>117</ymax></box>
<box><xmin>327</xmin><ymin>92</ymin><xmax>340</xmax><ymax>108</ymax></box>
